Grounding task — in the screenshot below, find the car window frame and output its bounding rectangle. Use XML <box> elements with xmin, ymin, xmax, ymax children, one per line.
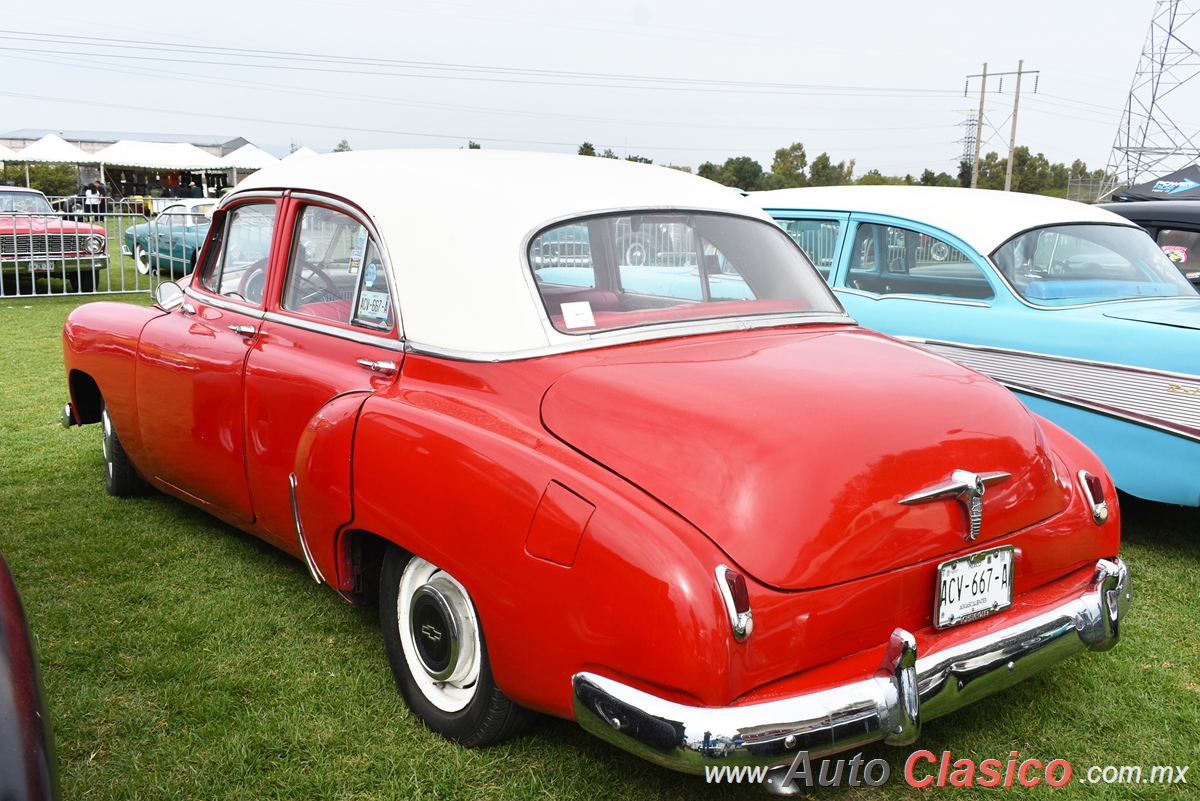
<box><xmin>190</xmin><ymin>192</ymin><xmax>285</xmax><ymax>312</ymax></box>
<box><xmin>835</xmin><ymin>213</ymin><xmax>1000</xmax><ymax>308</ymax></box>
<box><xmin>764</xmin><ymin>211</ymin><xmax>851</xmax><ymax>285</ymax></box>
<box><xmin>269</xmin><ymin>192</ymin><xmax>403</xmax><ymax>344</ymax></box>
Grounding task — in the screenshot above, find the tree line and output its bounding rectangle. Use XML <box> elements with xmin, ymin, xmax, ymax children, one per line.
<box><xmin>578</xmin><ymin>140</ymin><xmax>1109</xmax><ymax>198</ymax></box>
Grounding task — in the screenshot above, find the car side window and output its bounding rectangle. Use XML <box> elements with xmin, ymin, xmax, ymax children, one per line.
<box><xmin>847</xmin><ymin>222</ymin><xmax>993</xmax><ymax>301</ymax></box>
<box><xmin>777</xmin><ymin>218</ymin><xmax>841</xmax><ymax>281</ymax></box>
<box><xmin>199</xmin><ymin>202</ymin><xmax>277</xmax><ymax>303</ymax></box>
<box><xmin>282</xmin><ymin>206</ymin><xmax>394</xmax><ymax>331</ymax></box>
<box><xmin>1156</xmin><ymin>228</ymin><xmax>1200</xmax><ymax>274</ymax></box>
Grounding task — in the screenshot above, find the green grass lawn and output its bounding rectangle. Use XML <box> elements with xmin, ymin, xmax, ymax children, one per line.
<box><xmin>1</xmin><ymin>296</ymin><xmax>1197</xmax><ymax>799</ymax></box>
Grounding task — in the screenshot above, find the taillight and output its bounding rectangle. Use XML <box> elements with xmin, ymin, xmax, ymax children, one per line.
<box><xmin>1078</xmin><ymin>470</ymin><xmax>1109</xmax><ymax>525</ymax></box>
<box><xmin>715</xmin><ymin>565</ymin><xmax>753</xmax><ymax>641</ymax></box>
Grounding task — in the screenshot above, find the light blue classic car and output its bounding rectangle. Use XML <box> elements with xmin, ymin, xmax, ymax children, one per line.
<box><xmin>757</xmin><ymin>185</ymin><xmax>1200</xmax><ymax>506</ymax></box>
<box><xmin>123</xmin><ymin>199</ymin><xmax>215</xmax><ymax>276</ymax></box>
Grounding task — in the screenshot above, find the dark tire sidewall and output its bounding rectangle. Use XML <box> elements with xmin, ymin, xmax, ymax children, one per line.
<box><xmin>379</xmin><ymin>544</ymin><xmax>504</xmax><ymax>745</ymax></box>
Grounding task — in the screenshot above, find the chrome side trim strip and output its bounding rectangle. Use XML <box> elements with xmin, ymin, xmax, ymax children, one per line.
<box><xmin>572</xmin><ymin>558</ymin><xmax>1129</xmax><ymax>775</ymax></box>
<box><xmin>834</xmin><ymin>287</ymin><xmax>991</xmax><ymax>307</ymax></box>
<box><xmin>289</xmin><ymin>472</ymin><xmax>324</xmax><ymax>585</ymax></box>
<box><xmin>260</xmin><ymin>311</ymin><xmax>406</xmax><ymax>351</ymax></box>
<box><xmin>907</xmin><ymin>338</ymin><xmax>1200</xmax><ymax>441</ymax></box>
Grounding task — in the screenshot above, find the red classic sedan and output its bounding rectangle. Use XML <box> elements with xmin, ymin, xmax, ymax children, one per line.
<box><xmin>60</xmin><ymin>150</ymin><xmax>1129</xmax><ymax>786</ymax></box>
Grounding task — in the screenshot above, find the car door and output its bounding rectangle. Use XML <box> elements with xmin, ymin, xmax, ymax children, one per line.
<box><xmin>823</xmin><ymin>216</ymin><xmax>1021</xmax><ymax>340</ymax></box>
<box><xmin>242</xmin><ymin>197</ymin><xmax>404</xmax><ymax>548</ymax></box>
<box><xmin>135</xmin><ymin>198</ymin><xmax>283</xmax><ymax>523</ymax></box>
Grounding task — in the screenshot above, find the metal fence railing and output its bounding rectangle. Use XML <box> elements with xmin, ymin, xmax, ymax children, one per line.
<box><xmin>1</xmin><ymin>200</ymin><xmax>204</xmax><ymax>298</ymax></box>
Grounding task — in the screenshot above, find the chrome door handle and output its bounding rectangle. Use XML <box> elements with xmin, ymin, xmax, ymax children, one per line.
<box><xmin>356</xmin><ymin>358</ymin><xmax>397</xmax><ymax>375</ymax></box>
<box><xmin>229</xmin><ymin>325</ymin><xmax>256</xmax><ymax>336</ymax></box>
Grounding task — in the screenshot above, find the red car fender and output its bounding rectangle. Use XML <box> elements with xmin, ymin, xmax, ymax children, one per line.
<box><xmin>348</xmin><ymin>393</ymin><xmax>736</xmax><ymax>719</ymax></box>
<box><xmin>291</xmin><ymin>391</ymin><xmax>373</xmax><ymax>588</ymax></box>
<box><xmin>63</xmin><ymin>302</ymin><xmax>162</xmax><ymax>468</ymax></box>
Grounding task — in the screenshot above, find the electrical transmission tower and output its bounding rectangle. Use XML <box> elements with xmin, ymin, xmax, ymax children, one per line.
<box><xmin>1101</xmin><ymin>0</ymin><xmax>1200</xmax><ymax>200</ymax></box>
<box><xmin>959</xmin><ymin>113</ymin><xmax>977</xmax><ymax>169</ymax></box>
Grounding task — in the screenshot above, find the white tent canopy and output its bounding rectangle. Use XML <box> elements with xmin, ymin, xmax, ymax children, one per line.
<box><xmin>217</xmin><ymin>143</ymin><xmax>279</xmax><ymax>170</ymax></box>
<box><xmin>92</xmin><ymin>140</ymin><xmax>224</xmax><ymax>170</ymax></box>
<box><xmin>0</xmin><ymin>142</ymin><xmax>18</xmax><ymax>161</ymax></box>
<box><xmin>283</xmin><ymin>146</ymin><xmax>319</xmax><ymax>161</ymax></box>
<box><xmin>17</xmin><ymin>133</ymin><xmax>93</xmax><ymax>164</ymax></box>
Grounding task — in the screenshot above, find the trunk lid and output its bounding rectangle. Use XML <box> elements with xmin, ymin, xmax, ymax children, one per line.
<box><xmin>541</xmin><ymin>328</ymin><xmax>1066</xmax><ymax>590</ymax></box>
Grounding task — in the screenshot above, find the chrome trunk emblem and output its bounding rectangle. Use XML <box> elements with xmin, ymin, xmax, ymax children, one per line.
<box><xmin>900</xmin><ymin>470</ymin><xmax>1011</xmax><ymax>540</ymax></box>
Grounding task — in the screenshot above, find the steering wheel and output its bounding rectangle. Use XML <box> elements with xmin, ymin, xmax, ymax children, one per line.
<box><xmin>235</xmin><ymin>258</ymin><xmax>270</xmax><ymax>304</ymax></box>
<box><xmin>287</xmin><ymin>260</ymin><xmax>342</xmax><ymax>307</ymax></box>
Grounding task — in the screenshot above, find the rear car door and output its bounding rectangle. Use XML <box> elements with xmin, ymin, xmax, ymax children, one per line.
<box><xmin>242</xmin><ymin>196</ymin><xmax>403</xmax><ymax>547</ymax></box>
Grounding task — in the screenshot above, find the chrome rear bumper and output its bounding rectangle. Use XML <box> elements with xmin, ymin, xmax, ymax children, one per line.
<box><xmin>573</xmin><ymin>557</ymin><xmax>1130</xmax><ymax>775</ymax></box>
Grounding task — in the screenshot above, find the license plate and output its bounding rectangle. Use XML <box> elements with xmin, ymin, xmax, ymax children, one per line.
<box><xmin>935</xmin><ymin>546</ymin><xmax>1013</xmax><ymax>629</ymax></box>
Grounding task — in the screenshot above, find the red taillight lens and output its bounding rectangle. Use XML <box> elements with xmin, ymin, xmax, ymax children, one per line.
<box><xmin>1078</xmin><ymin>470</ymin><xmax>1109</xmax><ymax>525</ymax></box>
<box><xmin>724</xmin><ymin>569</ymin><xmax>750</xmax><ymax>614</ymax></box>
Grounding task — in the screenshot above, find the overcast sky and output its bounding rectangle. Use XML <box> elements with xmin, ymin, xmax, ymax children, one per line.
<box><xmin>0</xmin><ymin>0</ymin><xmax>1176</xmax><ymax>178</ymax></box>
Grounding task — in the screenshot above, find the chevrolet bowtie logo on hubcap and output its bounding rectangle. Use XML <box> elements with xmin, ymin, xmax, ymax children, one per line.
<box><xmin>900</xmin><ymin>470</ymin><xmax>1011</xmax><ymax>540</ymax></box>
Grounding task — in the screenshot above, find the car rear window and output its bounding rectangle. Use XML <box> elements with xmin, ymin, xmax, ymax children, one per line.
<box><xmin>530</xmin><ymin>212</ymin><xmax>841</xmax><ymax>333</ymax></box>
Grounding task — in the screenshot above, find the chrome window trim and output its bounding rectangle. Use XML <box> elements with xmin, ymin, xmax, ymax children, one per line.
<box><xmin>405</xmin><ymin>313</ymin><xmax>858</xmax><ymax>363</ymax></box>
<box><xmin>286</xmin><ymin>191</ymin><xmax>405</xmax><ymax>339</ymax></box>
<box><xmin>835</xmin><ymin>287</ymin><xmax>992</xmax><ymax>308</ymax></box>
<box><xmin>904</xmin><ymin>336</ymin><xmax>1200</xmax><ymax>442</ymax></box>
<box><xmin>518</xmin><ymin>206</ymin><xmax>846</xmax><ymax>340</ymax></box>
<box><xmin>183</xmin><ymin>286</ymin><xmax>267</xmax><ymax>320</ymax></box>
<box><xmin>262</xmin><ymin>310</ymin><xmax>405</xmax><ymax>351</ymax></box>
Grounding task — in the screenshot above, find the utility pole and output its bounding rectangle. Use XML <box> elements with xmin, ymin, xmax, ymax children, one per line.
<box><xmin>1005</xmin><ymin>60</ymin><xmax>1025</xmax><ymax>191</ymax></box>
<box><xmin>966</xmin><ymin>63</ymin><xmax>1039</xmax><ymax>190</ymax></box>
<box><xmin>971</xmin><ymin>63</ymin><xmax>987</xmax><ymax>189</ymax></box>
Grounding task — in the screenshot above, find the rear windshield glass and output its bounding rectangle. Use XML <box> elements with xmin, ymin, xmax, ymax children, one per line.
<box><xmin>530</xmin><ymin>212</ymin><xmax>841</xmax><ymax>333</ymax></box>
<box><xmin>992</xmin><ymin>224</ymin><xmax>1198</xmax><ymax>305</ymax></box>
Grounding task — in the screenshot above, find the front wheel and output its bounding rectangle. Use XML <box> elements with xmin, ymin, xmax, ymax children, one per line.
<box><xmin>379</xmin><ymin>545</ymin><xmax>534</xmax><ymax>746</ymax></box>
<box><xmin>101</xmin><ymin>403</ymin><xmax>148</xmax><ymax>497</ymax></box>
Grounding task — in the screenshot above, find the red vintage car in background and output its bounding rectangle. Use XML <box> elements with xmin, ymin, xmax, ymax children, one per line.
<box><xmin>60</xmin><ymin>150</ymin><xmax>1130</xmax><ymax>788</ymax></box>
<box><xmin>1</xmin><ymin>187</ymin><xmax>108</xmax><ymax>293</ymax></box>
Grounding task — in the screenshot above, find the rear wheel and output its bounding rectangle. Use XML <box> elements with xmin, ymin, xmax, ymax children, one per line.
<box><xmin>379</xmin><ymin>545</ymin><xmax>534</xmax><ymax>746</ymax></box>
<box><xmin>101</xmin><ymin>403</ymin><xmax>148</xmax><ymax>497</ymax></box>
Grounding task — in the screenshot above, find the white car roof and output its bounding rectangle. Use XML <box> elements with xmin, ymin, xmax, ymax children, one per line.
<box><xmin>753</xmin><ymin>185</ymin><xmax>1140</xmax><ymax>255</ymax></box>
<box><xmin>228</xmin><ymin>149</ymin><xmax>773</xmax><ymax>357</ymax></box>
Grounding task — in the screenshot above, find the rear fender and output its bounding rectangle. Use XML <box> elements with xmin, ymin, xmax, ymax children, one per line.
<box><xmin>291</xmin><ymin>391</ymin><xmax>373</xmax><ymax>589</ymax></box>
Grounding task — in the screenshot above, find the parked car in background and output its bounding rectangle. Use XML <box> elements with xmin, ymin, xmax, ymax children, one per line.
<box><xmin>122</xmin><ymin>198</ymin><xmax>215</xmax><ymax>276</ymax></box>
<box><xmin>61</xmin><ymin>151</ymin><xmax>1128</xmax><ymax>787</ymax></box>
<box><xmin>1099</xmin><ymin>199</ymin><xmax>1200</xmax><ymax>287</ymax></box>
<box><xmin>0</xmin><ymin>187</ymin><xmax>108</xmax><ymax>292</ymax></box>
<box><xmin>0</xmin><ymin>553</ymin><xmax>61</xmax><ymax>801</ymax></box>
<box><xmin>757</xmin><ymin>184</ymin><xmax>1200</xmax><ymax>506</ymax></box>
